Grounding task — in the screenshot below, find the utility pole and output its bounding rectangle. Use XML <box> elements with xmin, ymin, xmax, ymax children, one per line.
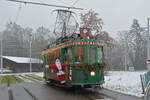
<box><xmin>125</xmin><ymin>39</ymin><xmax>127</xmax><ymax>71</ymax></box>
<box><xmin>0</xmin><ymin>33</ymin><xmax>3</xmax><ymax>74</ymax></box>
<box><xmin>29</xmin><ymin>35</ymin><xmax>32</xmax><ymax>73</ymax></box>
<box><xmin>147</xmin><ymin>18</ymin><xmax>150</xmax><ymax>71</ymax></box>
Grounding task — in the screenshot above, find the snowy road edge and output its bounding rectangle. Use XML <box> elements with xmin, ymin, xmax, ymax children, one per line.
<box><xmin>102</xmin><ymin>87</ymin><xmax>144</xmax><ymax>98</ymax></box>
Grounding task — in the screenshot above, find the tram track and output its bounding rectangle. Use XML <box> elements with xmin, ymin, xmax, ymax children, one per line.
<box><xmin>5</xmin><ymin>75</ymin><xmax>39</xmax><ymax>100</ymax></box>
<box><xmin>15</xmin><ymin>76</ymin><xmax>40</xmax><ymax>100</ymax></box>
<box><xmin>23</xmin><ymin>87</ymin><xmax>39</xmax><ymax>100</ymax></box>
<box><xmin>18</xmin><ymin>75</ymin><xmax>35</xmax><ymax>82</ymax></box>
<box><xmin>18</xmin><ymin>74</ymin><xmax>40</xmax><ymax>83</ymax></box>
<box><xmin>7</xmin><ymin>76</ymin><xmax>14</xmax><ymax>100</ymax></box>
<box><xmin>2</xmin><ymin>75</ymin><xmax>113</xmax><ymax>100</ymax></box>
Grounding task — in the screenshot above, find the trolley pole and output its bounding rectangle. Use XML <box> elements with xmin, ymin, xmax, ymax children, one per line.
<box><xmin>147</xmin><ymin>18</ymin><xmax>150</xmax><ymax>71</ymax></box>
<box><xmin>0</xmin><ymin>33</ymin><xmax>3</xmax><ymax>74</ymax></box>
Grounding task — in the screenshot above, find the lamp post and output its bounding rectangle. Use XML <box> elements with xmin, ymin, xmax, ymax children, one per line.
<box><xmin>0</xmin><ymin>32</ymin><xmax>3</xmax><ymax>74</ymax></box>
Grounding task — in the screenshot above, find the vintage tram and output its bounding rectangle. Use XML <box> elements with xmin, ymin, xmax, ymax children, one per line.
<box><xmin>7</xmin><ymin>0</ymin><xmax>106</xmax><ymax>88</ymax></box>
<box><xmin>42</xmin><ymin>32</ymin><xmax>105</xmax><ymax>88</ymax></box>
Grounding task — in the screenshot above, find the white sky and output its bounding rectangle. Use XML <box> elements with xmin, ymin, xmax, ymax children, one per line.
<box><xmin>0</xmin><ymin>0</ymin><xmax>150</xmax><ymax>38</ymax></box>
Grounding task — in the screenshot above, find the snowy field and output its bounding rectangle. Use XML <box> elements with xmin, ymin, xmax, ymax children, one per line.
<box><xmin>103</xmin><ymin>71</ymin><xmax>146</xmax><ymax>97</ymax></box>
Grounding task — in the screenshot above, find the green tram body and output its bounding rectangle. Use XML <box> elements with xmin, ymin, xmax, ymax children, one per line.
<box><xmin>42</xmin><ymin>39</ymin><xmax>105</xmax><ymax>87</ymax></box>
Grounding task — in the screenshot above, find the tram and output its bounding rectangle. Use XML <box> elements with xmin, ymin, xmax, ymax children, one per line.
<box><xmin>42</xmin><ymin>28</ymin><xmax>106</xmax><ymax>88</ymax></box>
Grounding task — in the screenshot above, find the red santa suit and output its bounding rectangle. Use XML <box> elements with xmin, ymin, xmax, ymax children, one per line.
<box><xmin>48</xmin><ymin>59</ymin><xmax>67</xmax><ymax>83</ymax></box>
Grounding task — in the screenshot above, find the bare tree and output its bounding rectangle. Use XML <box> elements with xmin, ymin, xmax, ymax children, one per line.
<box><xmin>2</xmin><ymin>22</ymin><xmax>24</xmax><ymax>56</ymax></box>
<box><xmin>1</xmin><ymin>22</ymin><xmax>54</xmax><ymax>59</ymax></box>
<box><xmin>80</xmin><ymin>9</ymin><xmax>103</xmax><ymax>36</ymax></box>
<box><xmin>118</xmin><ymin>19</ymin><xmax>147</xmax><ymax>70</ymax></box>
<box><xmin>32</xmin><ymin>26</ymin><xmax>54</xmax><ymax>58</ymax></box>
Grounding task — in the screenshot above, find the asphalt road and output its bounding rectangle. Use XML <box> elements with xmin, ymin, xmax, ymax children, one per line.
<box><xmin>145</xmin><ymin>84</ymin><xmax>150</xmax><ymax>100</ymax></box>
<box><xmin>0</xmin><ymin>81</ymin><xmax>145</xmax><ymax>100</ymax></box>
<box><xmin>99</xmin><ymin>88</ymin><xmax>143</xmax><ymax>100</ymax></box>
<box><xmin>146</xmin><ymin>89</ymin><xmax>150</xmax><ymax>100</ymax></box>
<box><xmin>0</xmin><ymin>82</ymin><xmax>111</xmax><ymax>100</ymax></box>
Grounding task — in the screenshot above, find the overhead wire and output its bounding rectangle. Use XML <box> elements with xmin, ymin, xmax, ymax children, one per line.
<box><xmin>72</xmin><ymin>0</ymin><xmax>79</xmax><ymax>7</ymax></box>
<box><xmin>56</xmin><ymin>0</ymin><xmax>80</xmax><ymax>8</ymax></box>
<box><xmin>57</xmin><ymin>0</ymin><xmax>72</xmax><ymax>6</ymax></box>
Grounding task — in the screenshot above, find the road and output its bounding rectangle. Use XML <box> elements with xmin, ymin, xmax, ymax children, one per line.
<box><xmin>145</xmin><ymin>89</ymin><xmax>150</xmax><ymax>100</ymax></box>
<box><xmin>99</xmin><ymin>88</ymin><xmax>143</xmax><ymax>100</ymax></box>
<box><xmin>145</xmin><ymin>83</ymin><xmax>150</xmax><ymax>100</ymax></box>
<box><xmin>0</xmin><ymin>82</ymin><xmax>112</xmax><ymax>100</ymax></box>
<box><xmin>0</xmin><ymin>75</ymin><xmax>145</xmax><ymax>100</ymax></box>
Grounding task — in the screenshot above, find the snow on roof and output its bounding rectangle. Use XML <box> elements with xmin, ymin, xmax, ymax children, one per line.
<box><xmin>2</xmin><ymin>56</ymin><xmax>43</xmax><ymax>64</ymax></box>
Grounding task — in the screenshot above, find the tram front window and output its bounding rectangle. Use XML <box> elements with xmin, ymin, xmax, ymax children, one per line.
<box><xmin>75</xmin><ymin>46</ymin><xmax>84</xmax><ymax>63</ymax></box>
<box><xmin>98</xmin><ymin>47</ymin><xmax>103</xmax><ymax>63</ymax></box>
<box><xmin>88</xmin><ymin>47</ymin><xmax>96</xmax><ymax>63</ymax></box>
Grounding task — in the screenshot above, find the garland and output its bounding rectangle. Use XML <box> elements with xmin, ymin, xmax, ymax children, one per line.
<box><xmin>71</xmin><ymin>62</ymin><xmax>90</xmax><ymax>70</ymax></box>
<box><xmin>71</xmin><ymin>62</ymin><xmax>106</xmax><ymax>71</ymax></box>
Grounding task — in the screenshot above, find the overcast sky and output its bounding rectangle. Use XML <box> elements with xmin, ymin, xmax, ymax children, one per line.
<box><xmin>0</xmin><ymin>0</ymin><xmax>150</xmax><ymax>38</ymax></box>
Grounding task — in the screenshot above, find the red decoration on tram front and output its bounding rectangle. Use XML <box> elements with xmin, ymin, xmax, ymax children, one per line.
<box><xmin>80</xmin><ymin>28</ymin><xmax>90</xmax><ymax>39</ymax></box>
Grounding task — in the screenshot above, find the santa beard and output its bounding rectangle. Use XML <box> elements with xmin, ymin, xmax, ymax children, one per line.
<box><xmin>56</xmin><ymin>59</ymin><xmax>61</xmax><ymax>70</ymax></box>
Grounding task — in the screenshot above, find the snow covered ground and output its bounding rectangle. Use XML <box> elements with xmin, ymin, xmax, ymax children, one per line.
<box><xmin>34</xmin><ymin>72</ymin><xmax>43</xmax><ymax>77</ymax></box>
<box><xmin>103</xmin><ymin>71</ymin><xmax>146</xmax><ymax>97</ymax></box>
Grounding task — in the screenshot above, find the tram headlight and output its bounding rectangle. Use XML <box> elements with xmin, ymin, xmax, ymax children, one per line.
<box><xmin>90</xmin><ymin>71</ymin><xmax>95</xmax><ymax>76</ymax></box>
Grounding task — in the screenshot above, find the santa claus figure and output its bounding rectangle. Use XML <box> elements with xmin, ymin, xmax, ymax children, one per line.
<box><xmin>48</xmin><ymin>59</ymin><xmax>67</xmax><ymax>83</ymax></box>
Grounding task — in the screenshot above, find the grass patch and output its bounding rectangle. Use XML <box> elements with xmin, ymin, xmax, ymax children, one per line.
<box><xmin>7</xmin><ymin>75</ymin><xmax>16</xmax><ymax>84</ymax></box>
<box><xmin>141</xmin><ymin>96</ymin><xmax>145</xmax><ymax>99</ymax></box>
<box><xmin>13</xmin><ymin>75</ymin><xmax>24</xmax><ymax>83</ymax></box>
<box><xmin>1</xmin><ymin>75</ymin><xmax>24</xmax><ymax>84</ymax></box>
<box><xmin>26</xmin><ymin>74</ymin><xmax>44</xmax><ymax>81</ymax></box>
<box><xmin>1</xmin><ymin>76</ymin><xmax>8</xmax><ymax>84</ymax></box>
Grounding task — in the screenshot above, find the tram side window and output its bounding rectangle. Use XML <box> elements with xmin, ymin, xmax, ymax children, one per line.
<box><xmin>51</xmin><ymin>53</ymin><xmax>54</xmax><ymax>64</ymax></box>
<box><xmin>44</xmin><ymin>55</ymin><xmax>47</xmax><ymax>65</ymax></box>
<box><xmin>68</xmin><ymin>48</ymin><xmax>72</xmax><ymax>64</ymax></box>
<box><xmin>49</xmin><ymin>53</ymin><xmax>51</xmax><ymax>65</ymax></box>
<box><xmin>56</xmin><ymin>50</ymin><xmax>60</xmax><ymax>59</ymax></box>
<box><xmin>54</xmin><ymin>52</ymin><xmax>57</xmax><ymax>64</ymax></box>
<box><xmin>98</xmin><ymin>47</ymin><xmax>103</xmax><ymax>63</ymax></box>
<box><xmin>47</xmin><ymin>54</ymin><xmax>50</xmax><ymax>65</ymax></box>
<box><xmin>64</xmin><ymin>48</ymin><xmax>68</xmax><ymax>63</ymax></box>
<box><xmin>88</xmin><ymin>47</ymin><xmax>96</xmax><ymax>63</ymax></box>
<box><xmin>46</xmin><ymin>55</ymin><xmax>48</xmax><ymax>64</ymax></box>
<box><xmin>75</xmin><ymin>46</ymin><xmax>84</xmax><ymax>63</ymax></box>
